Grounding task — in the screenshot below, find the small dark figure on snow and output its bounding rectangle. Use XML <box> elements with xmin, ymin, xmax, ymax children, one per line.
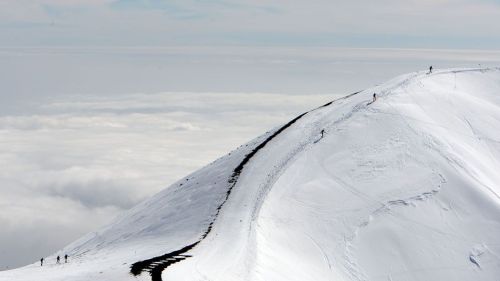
<box><xmin>40</xmin><ymin>258</ymin><xmax>44</xmax><ymax>267</ymax></box>
<box><xmin>373</xmin><ymin>93</ymin><xmax>377</xmax><ymax>102</ymax></box>
<box><xmin>65</xmin><ymin>254</ymin><xmax>68</xmax><ymax>263</ymax></box>
<box><xmin>321</xmin><ymin>129</ymin><xmax>325</xmax><ymax>138</ymax></box>
<box><xmin>56</xmin><ymin>256</ymin><xmax>60</xmax><ymax>264</ymax></box>
<box><xmin>429</xmin><ymin>65</ymin><xmax>433</xmax><ymax>74</ymax></box>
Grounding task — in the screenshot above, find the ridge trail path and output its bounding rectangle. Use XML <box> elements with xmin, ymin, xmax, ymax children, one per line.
<box><xmin>159</xmin><ymin>70</ymin><xmax>431</xmax><ymax>280</ymax></box>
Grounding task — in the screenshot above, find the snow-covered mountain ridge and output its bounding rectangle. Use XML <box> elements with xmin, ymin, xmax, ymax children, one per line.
<box><xmin>2</xmin><ymin>68</ymin><xmax>500</xmax><ymax>281</ymax></box>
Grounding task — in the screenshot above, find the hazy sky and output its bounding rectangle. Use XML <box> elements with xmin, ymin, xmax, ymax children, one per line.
<box><xmin>2</xmin><ymin>0</ymin><xmax>500</xmax><ymax>271</ymax></box>
<box><xmin>2</xmin><ymin>0</ymin><xmax>500</xmax><ymax>48</ymax></box>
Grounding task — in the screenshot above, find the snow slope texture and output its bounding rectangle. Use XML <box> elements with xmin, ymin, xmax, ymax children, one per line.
<box><xmin>2</xmin><ymin>68</ymin><xmax>500</xmax><ymax>281</ymax></box>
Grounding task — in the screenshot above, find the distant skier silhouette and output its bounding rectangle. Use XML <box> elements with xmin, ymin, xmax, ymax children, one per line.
<box><xmin>314</xmin><ymin>129</ymin><xmax>326</xmax><ymax>143</ymax></box>
<box><xmin>40</xmin><ymin>258</ymin><xmax>44</xmax><ymax>266</ymax></box>
<box><xmin>428</xmin><ymin>65</ymin><xmax>433</xmax><ymax>74</ymax></box>
<box><xmin>65</xmin><ymin>254</ymin><xmax>68</xmax><ymax>263</ymax></box>
<box><xmin>367</xmin><ymin>93</ymin><xmax>377</xmax><ymax>105</ymax></box>
<box><xmin>56</xmin><ymin>256</ymin><xmax>60</xmax><ymax>264</ymax></box>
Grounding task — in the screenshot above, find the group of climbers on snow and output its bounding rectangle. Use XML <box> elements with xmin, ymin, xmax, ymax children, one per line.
<box><xmin>40</xmin><ymin>254</ymin><xmax>69</xmax><ymax>266</ymax></box>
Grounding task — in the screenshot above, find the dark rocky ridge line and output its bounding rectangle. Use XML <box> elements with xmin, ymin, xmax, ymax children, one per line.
<box><xmin>130</xmin><ymin>91</ymin><xmax>361</xmax><ymax>281</ymax></box>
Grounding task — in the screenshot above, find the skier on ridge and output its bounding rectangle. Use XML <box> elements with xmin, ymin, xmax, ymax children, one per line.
<box><xmin>314</xmin><ymin>129</ymin><xmax>326</xmax><ymax>144</ymax></box>
<box><xmin>367</xmin><ymin>93</ymin><xmax>377</xmax><ymax>106</ymax></box>
<box><xmin>429</xmin><ymin>65</ymin><xmax>433</xmax><ymax>74</ymax></box>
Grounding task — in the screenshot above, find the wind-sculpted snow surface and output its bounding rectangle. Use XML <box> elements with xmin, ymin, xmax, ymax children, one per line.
<box><xmin>2</xmin><ymin>68</ymin><xmax>500</xmax><ymax>281</ymax></box>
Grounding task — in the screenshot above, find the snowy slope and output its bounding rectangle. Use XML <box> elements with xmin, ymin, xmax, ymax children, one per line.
<box><xmin>2</xmin><ymin>68</ymin><xmax>500</xmax><ymax>281</ymax></box>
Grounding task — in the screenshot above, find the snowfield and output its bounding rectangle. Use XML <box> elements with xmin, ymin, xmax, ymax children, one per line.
<box><xmin>2</xmin><ymin>68</ymin><xmax>500</xmax><ymax>281</ymax></box>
